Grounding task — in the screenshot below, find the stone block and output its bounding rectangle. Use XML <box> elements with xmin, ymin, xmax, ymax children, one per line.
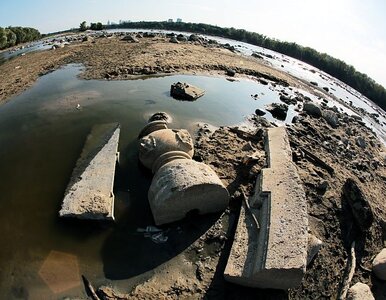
<box><xmin>59</xmin><ymin>123</ymin><xmax>120</xmax><ymax>220</ymax></box>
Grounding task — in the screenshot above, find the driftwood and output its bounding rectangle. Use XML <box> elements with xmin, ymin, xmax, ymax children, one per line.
<box><xmin>337</xmin><ymin>241</ymin><xmax>356</xmax><ymax>300</ymax></box>
<box><xmin>290</xmin><ymin>140</ymin><xmax>335</xmax><ymax>174</ymax></box>
<box><xmin>241</xmin><ymin>190</ymin><xmax>260</xmax><ymax>230</ymax></box>
<box><xmin>82</xmin><ymin>275</ymin><xmax>101</xmax><ymax>300</ymax></box>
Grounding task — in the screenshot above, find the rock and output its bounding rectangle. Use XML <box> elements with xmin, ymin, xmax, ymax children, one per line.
<box><xmin>98</xmin><ymin>286</ymin><xmax>130</xmax><ymax>300</ymax></box>
<box><xmin>169</xmin><ymin>37</ymin><xmax>179</xmax><ymax>44</ymax></box>
<box><xmin>189</xmin><ymin>34</ymin><xmax>201</xmax><ymax>42</ymax></box>
<box><xmin>251</xmin><ymin>52</ymin><xmax>264</xmax><ymax>59</ymax></box>
<box><xmin>138</xmin><ymin>129</ymin><xmax>194</xmax><ymax>171</ymax></box>
<box><xmin>255</xmin><ymin>108</ymin><xmax>266</xmax><ymax>116</ymax></box>
<box><xmin>121</xmin><ymin>35</ymin><xmax>139</xmax><ymax>43</ymax></box>
<box><xmin>310</xmin><ymin>81</ymin><xmax>318</xmax><ymax>86</ymax></box>
<box><xmin>372</xmin><ymin>248</ymin><xmax>386</xmax><ymax>280</ymax></box>
<box><xmin>176</xmin><ymin>34</ymin><xmax>188</xmax><ymax>42</ymax></box>
<box><xmin>342</xmin><ymin>178</ymin><xmax>373</xmax><ymax>232</ymax></box>
<box><xmin>356</xmin><ymin>136</ymin><xmax>366</xmax><ymax>148</ymax></box>
<box><xmin>347</xmin><ymin>282</ymin><xmax>375</xmax><ymax>300</ymax></box>
<box><xmin>82</xmin><ymin>36</ymin><xmax>92</xmax><ymax>42</ymax></box>
<box><xmin>317</xmin><ymin>180</ymin><xmax>329</xmax><ymax>194</ymax></box>
<box><xmin>266</xmin><ymin>103</ymin><xmax>288</xmax><ymax>120</ymax></box>
<box><xmin>303</xmin><ymin>102</ymin><xmax>322</xmax><ymax>117</ymax></box>
<box><xmin>226</xmin><ymin>68</ymin><xmax>236</xmax><ymax>77</ymax></box>
<box><xmin>322</xmin><ymin>87</ymin><xmax>329</xmax><ymax>92</ymax></box>
<box><xmin>307</xmin><ymin>234</ymin><xmax>323</xmax><ymax>265</ymax></box>
<box><xmin>170</xmin><ymin>82</ymin><xmax>205</xmax><ymax>101</ymax></box>
<box><xmin>148</xmin><ymin>158</ymin><xmax>229</xmax><ymax>225</ymax></box>
<box><xmin>322</xmin><ymin>110</ymin><xmax>339</xmax><ymax>128</ymax></box>
<box><xmin>59</xmin><ymin>123</ymin><xmax>120</xmax><ymax>220</ymax></box>
<box><xmin>280</xmin><ymin>95</ymin><xmax>297</xmax><ymax>105</ymax></box>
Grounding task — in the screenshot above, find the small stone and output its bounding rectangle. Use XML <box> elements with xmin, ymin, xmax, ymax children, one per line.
<box><xmin>307</xmin><ymin>234</ymin><xmax>323</xmax><ymax>265</ymax></box>
<box><xmin>255</xmin><ymin>108</ymin><xmax>266</xmax><ymax>116</ymax></box>
<box><xmin>356</xmin><ymin>136</ymin><xmax>366</xmax><ymax>149</ymax></box>
<box><xmin>266</xmin><ymin>103</ymin><xmax>288</xmax><ymax>120</ymax></box>
<box><xmin>322</xmin><ymin>110</ymin><xmax>339</xmax><ymax>128</ymax></box>
<box><xmin>226</xmin><ymin>69</ymin><xmax>236</xmax><ymax>77</ymax></box>
<box><xmin>347</xmin><ymin>282</ymin><xmax>375</xmax><ymax>300</ymax></box>
<box><xmin>372</xmin><ymin>248</ymin><xmax>386</xmax><ymax>281</ymax></box>
<box><xmin>303</xmin><ymin>102</ymin><xmax>322</xmax><ymax>117</ymax></box>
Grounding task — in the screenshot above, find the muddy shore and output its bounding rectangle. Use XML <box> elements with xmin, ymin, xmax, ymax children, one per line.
<box><xmin>0</xmin><ymin>34</ymin><xmax>309</xmax><ymax>104</ymax></box>
<box><xmin>1</xmin><ymin>33</ymin><xmax>386</xmax><ymax>299</ymax></box>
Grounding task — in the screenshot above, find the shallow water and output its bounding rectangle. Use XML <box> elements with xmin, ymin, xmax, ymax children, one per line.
<box><xmin>0</xmin><ymin>64</ymin><xmax>302</xmax><ymax>298</ymax></box>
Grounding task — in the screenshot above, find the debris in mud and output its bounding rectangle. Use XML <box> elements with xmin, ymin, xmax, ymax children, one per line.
<box><xmin>265</xmin><ymin>102</ymin><xmax>288</xmax><ymax>120</ymax></box>
<box><xmin>170</xmin><ymin>82</ymin><xmax>205</xmax><ymax>101</ymax></box>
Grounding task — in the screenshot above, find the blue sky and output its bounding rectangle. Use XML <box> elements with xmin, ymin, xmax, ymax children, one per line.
<box><xmin>1</xmin><ymin>0</ymin><xmax>385</xmax><ymax>87</ymax></box>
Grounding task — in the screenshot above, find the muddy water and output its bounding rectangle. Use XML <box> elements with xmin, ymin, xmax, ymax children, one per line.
<box><xmin>0</xmin><ymin>64</ymin><xmax>300</xmax><ymax>299</ymax></box>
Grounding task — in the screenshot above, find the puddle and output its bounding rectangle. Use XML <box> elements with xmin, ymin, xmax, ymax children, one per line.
<box><xmin>0</xmin><ymin>64</ymin><xmax>301</xmax><ymax>298</ymax></box>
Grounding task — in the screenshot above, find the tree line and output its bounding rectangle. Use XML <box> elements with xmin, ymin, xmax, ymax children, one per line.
<box><xmin>106</xmin><ymin>21</ymin><xmax>386</xmax><ymax>111</ymax></box>
<box><xmin>0</xmin><ymin>26</ymin><xmax>41</xmax><ymax>49</ymax></box>
<box><xmin>79</xmin><ymin>21</ymin><xmax>103</xmax><ymax>31</ymax></box>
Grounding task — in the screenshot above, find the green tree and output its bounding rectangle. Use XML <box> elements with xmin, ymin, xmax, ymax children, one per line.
<box><xmin>90</xmin><ymin>23</ymin><xmax>97</xmax><ymax>30</ymax></box>
<box><xmin>79</xmin><ymin>21</ymin><xmax>87</xmax><ymax>32</ymax></box>
<box><xmin>96</xmin><ymin>22</ymin><xmax>103</xmax><ymax>30</ymax></box>
<box><xmin>5</xmin><ymin>28</ymin><xmax>16</xmax><ymax>47</ymax></box>
<box><xmin>0</xmin><ymin>27</ymin><xmax>7</xmax><ymax>49</ymax></box>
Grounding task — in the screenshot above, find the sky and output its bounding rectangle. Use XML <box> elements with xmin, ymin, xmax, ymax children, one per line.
<box><xmin>1</xmin><ymin>0</ymin><xmax>385</xmax><ymax>87</ymax></box>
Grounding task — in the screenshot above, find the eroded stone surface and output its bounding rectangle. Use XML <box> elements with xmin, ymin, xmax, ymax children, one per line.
<box><xmin>148</xmin><ymin>159</ymin><xmax>229</xmax><ymax>225</ymax></box>
<box><xmin>347</xmin><ymin>282</ymin><xmax>375</xmax><ymax>300</ymax></box>
<box><xmin>59</xmin><ymin>123</ymin><xmax>120</xmax><ymax>220</ymax></box>
<box><xmin>139</xmin><ymin>128</ymin><xmax>194</xmax><ymax>171</ymax></box>
<box><xmin>224</xmin><ymin>126</ymin><xmax>308</xmax><ymax>289</ymax></box>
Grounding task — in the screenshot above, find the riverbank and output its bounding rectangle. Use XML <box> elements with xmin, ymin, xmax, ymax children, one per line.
<box><xmin>0</xmin><ymin>33</ymin><xmax>308</xmax><ymax>105</ymax></box>
<box><xmin>0</xmin><ymin>32</ymin><xmax>385</xmax><ymax>299</ymax></box>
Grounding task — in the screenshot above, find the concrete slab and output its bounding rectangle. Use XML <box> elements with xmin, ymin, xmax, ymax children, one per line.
<box><xmin>170</xmin><ymin>82</ymin><xmax>205</xmax><ymax>101</ymax></box>
<box><xmin>59</xmin><ymin>123</ymin><xmax>120</xmax><ymax>220</ymax></box>
<box><xmin>224</xmin><ymin>126</ymin><xmax>308</xmax><ymax>289</ymax></box>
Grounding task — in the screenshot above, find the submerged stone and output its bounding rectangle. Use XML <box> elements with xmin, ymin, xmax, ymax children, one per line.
<box><xmin>59</xmin><ymin>123</ymin><xmax>120</xmax><ymax>220</ymax></box>
<box><xmin>170</xmin><ymin>82</ymin><xmax>205</xmax><ymax>101</ymax></box>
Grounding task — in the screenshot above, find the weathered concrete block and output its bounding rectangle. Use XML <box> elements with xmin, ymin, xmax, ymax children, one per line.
<box><xmin>170</xmin><ymin>82</ymin><xmax>205</xmax><ymax>100</ymax></box>
<box><xmin>224</xmin><ymin>127</ymin><xmax>308</xmax><ymax>289</ymax></box>
<box><xmin>148</xmin><ymin>158</ymin><xmax>229</xmax><ymax>225</ymax></box>
<box><xmin>59</xmin><ymin>123</ymin><xmax>120</xmax><ymax>220</ymax></box>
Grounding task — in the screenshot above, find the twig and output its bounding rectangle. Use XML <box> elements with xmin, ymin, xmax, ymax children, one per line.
<box><xmin>81</xmin><ymin>275</ymin><xmax>101</xmax><ymax>300</ymax></box>
<box><xmin>241</xmin><ymin>190</ymin><xmax>260</xmax><ymax>230</ymax></box>
<box><xmin>338</xmin><ymin>241</ymin><xmax>356</xmax><ymax>300</ymax></box>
